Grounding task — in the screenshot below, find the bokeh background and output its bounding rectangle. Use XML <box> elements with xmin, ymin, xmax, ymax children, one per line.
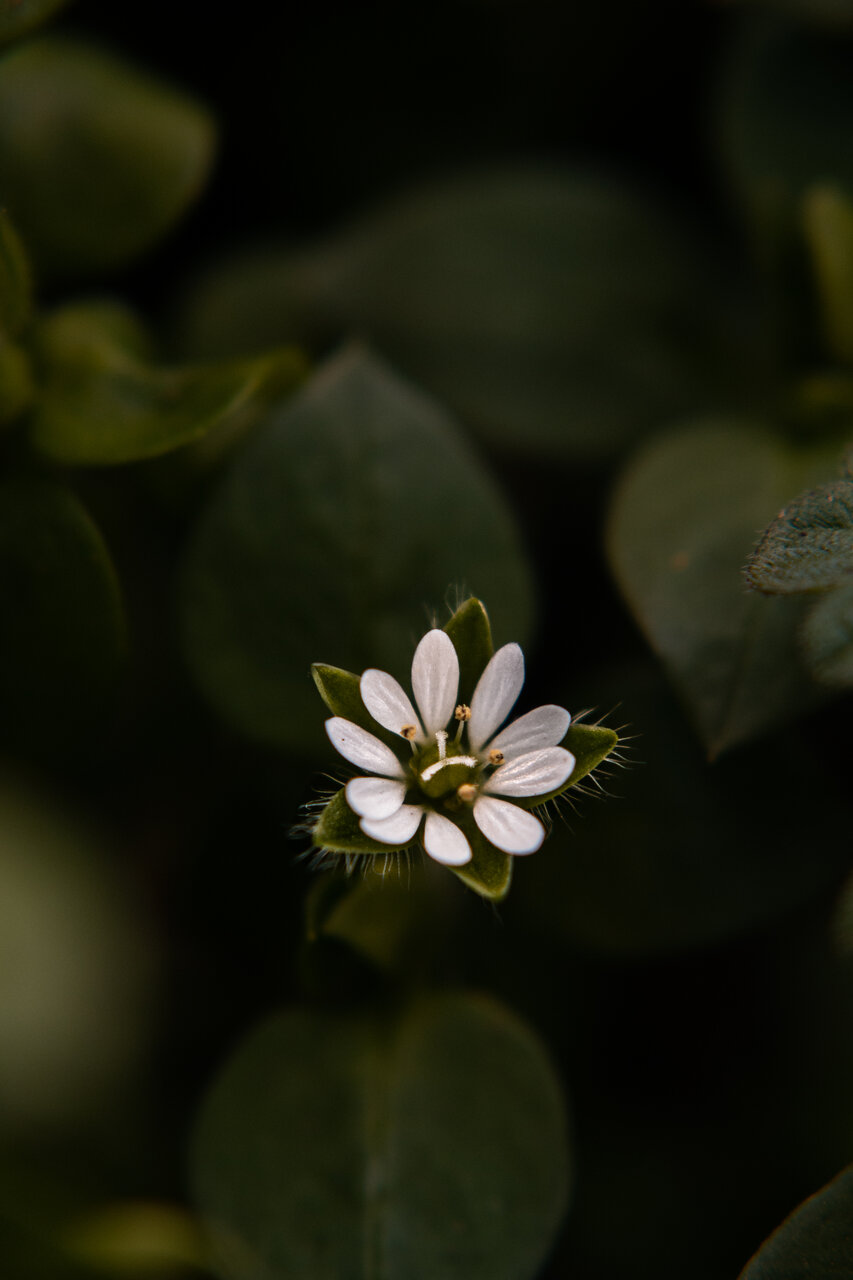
<box><xmin>3</xmin><ymin>1</ymin><xmax>853</xmax><ymax>1277</ymax></box>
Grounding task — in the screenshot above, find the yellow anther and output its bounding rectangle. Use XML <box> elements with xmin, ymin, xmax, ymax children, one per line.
<box><xmin>488</xmin><ymin>749</ymin><xmax>505</xmax><ymax>766</ymax></box>
<box><xmin>454</xmin><ymin>704</ymin><xmax>472</xmax><ymax>721</ymax></box>
<box><xmin>401</xmin><ymin>724</ymin><xmax>418</xmax><ymax>740</ymax></box>
<box><xmin>457</xmin><ymin>783</ymin><xmax>477</xmax><ymax>803</ymax></box>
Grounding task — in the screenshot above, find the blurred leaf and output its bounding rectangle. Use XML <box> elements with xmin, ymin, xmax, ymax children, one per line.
<box><xmin>192</xmin><ymin>994</ymin><xmax>570</xmax><ymax>1280</ymax></box>
<box><xmin>443</xmin><ymin>596</ymin><xmax>493</xmax><ymax>704</ymax></box>
<box><xmin>29</xmin><ymin>300</ymin><xmax>304</xmax><ymax>465</ymax></box>
<box><xmin>717</xmin><ymin>16</ymin><xmax>853</xmax><ymax>264</ymax></box>
<box><xmin>745</xmin><ymin>478</ymin><xmax>853</xmax><ymax>592</ymax></box>
<box><xmin>0</xmin><ymin>208</ymin><xmax>32</xmax><ymax>336</ymax></box>
<box><xmin>0</xmin><ymin>474</ymin><xmax>125</xmax><ymax>751</ymax></box>
<box><xmin>181</xmin><ymin>346</ymin><xmax>534</xmax><ymax>752</ymax></box>
<box><xmin>179</xmin><ymin>167</ymin><xmax>746</xmax><ymax>461</ymax></box>
<box><xmin>739</xmin><ymin>1164</ymin><xmax>853</xmax><ymax>1278</ymax></box>
<box><xmin>0</xmin><ymin>781</ymin><xmax>153</xmax><ymax>1129</ymax></box>
<box><xmin>0</xmin><ymin>38</ymin><xmax>215</xmax><ymax>278</ymax></box>
<box><xmin>0</xmin><ymin>338</ymin><xmax>33</xmax><ymax>425</ymax></box>
<box><xmin>802</xmin><ymin>582</ymin><xmax>853</xmax><ymax>683</ymax></box>
<box><xmin>803</xmin><ymin>186</ymin><xmax>853</xmax><ymax>362</ymax></box>
<box><xmin>511</xmin><ymin>663</ymin><xmax>850</xmax><ymax>955</ymax></box>
<box><xmin>0</xmin><ymin>0</ymin><xmax>67</xmax><ymax>46</ymax></box>
<box><xmin>63</xmin><ymin>1202</ymin><xmax>208</xmax><ymax>1276</ymax></box>
<box><xmin>607</xmin><ymin>421</ymin><xmax>840</xmax><ymax>756</ymax></box>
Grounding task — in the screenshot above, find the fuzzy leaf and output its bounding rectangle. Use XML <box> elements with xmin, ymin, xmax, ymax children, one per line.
<box><xmin>192</xmin><ymin>995</ymin><xmax>570</xmax><ymax>1280</ymax></box>
<box><xmin>181</xmin><ymin>347</ymin><xmax>534</xmax><ymax>752</ymax></box>
<box><xmin>739</xmin><ymin>1164</ymin><xmax>853</xmax><ymax>1278</ymax></box>
<box><xmin>0</xmin><ymin>38</ymin><xmax>215</xmax><ymax>278</ymax></box>
<box><xmin>745</xmin><ymin>479</ymin><xmax>853</xmax><ymax>593</ymax></box>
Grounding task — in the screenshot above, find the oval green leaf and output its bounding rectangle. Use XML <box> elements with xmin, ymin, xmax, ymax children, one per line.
<box><xmin>607</xmin><ymin>420</ymin><xmax>840</xmax><ymax>755</ymax></box>
<box><xmin>739</xmin><ymin>1164</ymin><xmax>853</xmax><ymax>1279</ymax></box>
<box><xmin>191</xmin><ymin>994</ymin><xmax>570</xmax><ymax>1280</ymax></box>
<box><xmin>0</xmin><ymin>38</ymin><xmax>215</xmax><ymax>278</ymax></box>
<box><xmin>180</xmin><ymin>347</ymin><xmax>534</xmax><ymax>752</ymax></box>
<box><xmin>178</xmin><ymin>168</ymin><xmax>743</xmax><ymax>461</ymax></box>
<box><xmin>29</xmin><ymin>301</ymin><xmax>305</xmax><ymax>465</ymax></box>
<box><xmin>0</xmin><ymin>475</ymin><xmax>125</xmax><ymax>752</ymax></box>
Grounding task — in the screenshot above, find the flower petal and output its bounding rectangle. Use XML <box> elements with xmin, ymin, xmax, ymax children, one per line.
<box><xmin>489</xmin><ymin>704</ymin><xmax>571</xmax><ymax>759</ymax></box>
<box><xmin>467</xmin><ymin>642</ymin><xmax>525</xmax><ymax>752</ymax></box>
<box><xmin>411</xmin><ymin>629</ymin><xmax>459</xmax><ymax>736</ymax></box>
<box><xmin>473</xmin><ymin>795</ymin><xmax>544</xmax><ymax>855</ymax></box>
<box><xmin>360</xmin><ymin>668</ymin><xmax>423</xmax><ymax>740</ymax></box>
<box><xmin>325</xmin><ymin>717</ymin><xmax>405</xmax><ymax>778</ymax></box>
<box><xmin>484</xmin><ymin>746</ymin><xmax>576</xmax><ymax>797</ymax></box>
<box><xmin>423</xmin><ymin>810</ymin><xmax>472</xmax><ymax>866</ymax></box>
<box><xmin>345</xmin><ymin>776</ymin><xmax>407</xmax><ymax>820</ymax></box>
<box><xmin>360</xmin><ymin>804</ymin><xmax>423</xmax><ymax>845</ymax></box>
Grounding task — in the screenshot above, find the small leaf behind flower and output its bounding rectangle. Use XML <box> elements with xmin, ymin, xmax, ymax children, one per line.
<box><xmin>513</xmin><ymin>722</ymin><xmax>620</xmax><ymax>810</ymax></box>
<box><xmin>443</xmin><ymin>597</ymin><xmax>494</xmax><ymax>704</ymax></box>
<box><xmin>313</xmin><ymin>789</ymin><xmax>415</xmax><ymax>856</ymax></box>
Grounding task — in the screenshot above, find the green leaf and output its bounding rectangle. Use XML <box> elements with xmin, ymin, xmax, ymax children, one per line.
<box><xmin>178</xmin><ymin>168</ymin><xmax>745</xmax><ymax>461</ymax></box>
<box><xmin>739</xmin><ymin>1164</ymin><xmax>853</xmax><ymax>1279</ymax></box>
<box><xmin>29</xmin><ymin>301</ymin><xmax>304</xmax><ymax>465</ymax></box>
<box><xmin>716</xmin><ymin>16</ymin><xmax>853</xmax><ymax>265</ymax></box>
<box><xmin>449</xmin><ymin>819</ymin><xmax>513</xmax><ymax>901</ymax></box>
<box><xmin>0</xmin><ymin>38</ymin><xmax>216</xmax><ymax>278</ymax></box>
<box><xmin>0</xmin><ymin>209</ymin><xmax>31</xmax><ymax>336</ymax></box>
<box><xmin>0</xmin><ymin>475</ymin><xmax>125</xmax><ymax>752</ymax></box>
<box><xmin>191</xmin><ymin>995</ymin><xmax>570</xmax><ymax>1280</ymax></box>
<box><xmin>62</xmin><ymin>1203</ymin><xmax>209</xmax><ymax>1276</ymax></box>
<box><xmin>607</xmin><ymin>420</ymin><xmax>840</xmax><ymax>755</ymax></box>
<box><xmin>181</xmin><ymin>347</ymin><xmax>534</xmax><ymax>752</ymax></box>
<box><xmin>745</xmin><ymin>478</ymin><xmax>853</xmax><ymax>593</ymax></box>
<box><xmin>0</xmin><ymin>0</ymin><xmax>67</xmax><ymax>46</ymax></box>
<box><xmin>443</xmin><ymin>596</ymin><xmax>493</xmax><ymax>704</ymax></box>
<box><xmin>0</xmin><ymin>338</ymin><xmax>33</xmax><ymax>425</ymax></box>
<box><xmin>802</xmin><ymin>582</ymin><xmax>853</xmax><ymax>684</ymax></box>
<box><xmin>310</xmin><ymin>664</ymin><xmax>398</xmax><ymax>751</ymax></box>
<box><xmin>313</xmin><ymin>789</ymin><xmax>416</xmax><ymax>856</ymax></box>
<box><xmin>803</xmin><ymin>185</ymin><xmax>853</xmax><ymax>363</ymax></box>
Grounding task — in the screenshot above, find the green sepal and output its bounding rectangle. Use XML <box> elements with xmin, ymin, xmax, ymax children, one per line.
<box><xmin>310</xmin><ymin>662</ymin><xmax>400</xmax><ymax>749</ymax></box>
<box><xmin>443</xmin><ymin>596</ymin><xmax>493</xmax><ymax>703</ymax></box>
<box><xmin>444</xmin><ymin>806</ymin><xmax>513</xmax><ymax>901</ymax></box>
<box><xmin>29</xmin><ymin>301</ymin><xmax>305</xmax><ymax>465</ymax></box>
<box><xmin>313</xmin><ymin>788</ymin><xmax>417</xmax><ymax>855</ymax></box>
<box><xmin>0</xmin><ymin>209</ymin><xmax>32</xmax><ymax>338</ymax></box>
<box><xmin>744</xmin><ymin>479</ymin><xmax>853</xmax><ymax>594</ymax></box>
<box><xmin>514</xmin><ymin>722</ymin><xmax>620</xmax><ymax>810</ymax></box>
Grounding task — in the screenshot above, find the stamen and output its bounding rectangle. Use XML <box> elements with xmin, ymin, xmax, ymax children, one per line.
<box><xmin>435</xmin><ymin>729</ymin><xmax>448</xmax><ymax>760</ymax></box>
<box><xmin>454</xmin><ymin>704</ymin><xmax>471</xmax><ymax>740</ymax></box>
<box><xmin>457</xmin><ymin>783</ymin><xmax>477</xmax><ymax>803</ymax></box>
<box><xmin>488</xmin><ymin>749</ymin><xmax>505</xmax><ymax>766</ymax></box>
<box><xmin>400</xmin><ymin>724</ymin><xmax>417</xmax><ymax>740</ymax></box>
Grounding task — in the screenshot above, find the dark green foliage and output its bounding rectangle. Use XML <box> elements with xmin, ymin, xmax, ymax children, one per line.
<box><xmin>740</xmin><ymin>1164</ymin><xmax>853</xmax><ymax>1278</ymax></box>
<box><xmin>192</xmin><ymin>996</ymin><xmax>570</xmax><ymax>1280</ymax></box>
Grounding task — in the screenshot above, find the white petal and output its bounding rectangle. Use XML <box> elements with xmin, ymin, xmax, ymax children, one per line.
<box><xmin>411</xmin><ymin>629</ymin><xmax>459</xmax><ymax>736</ymax></box>
<box><xmin>345</xmin><ymin>776</ymin><xmax>407</xmax><ymax>820</ymax></box>
<box><xmin>325</xmin><ymin>718</ymin><xmax>405</xmax><ymax>778</ymax></box>
<box><xmin>423</xmin><ymin>811</ymin><xmax>472</xmax><ymax>866</ymax></box>
<box><xmin>467</xmin><ymin>642</ymin><xmax>525</xmax><ymax>752</ymax></box>
<box><xmin>489</xmin><ymin>705</ymin><xmax>571</xmax><ymax>759</ymax></box>
<box><xmin>360</xmin><ymin>668</ymin><xmax>423</xmax><ymax>740</ymax></box>
<box><xmin>360</xmin><ymin>804</ymin><xmax>423</xmax><ymax>845</ymax></box>
<box><xmin>484</xmin><ymin>746</ymin><xmax>575</xmax><ymax>797</ymax></box>
<box><xmin>473</xmin><ymin>795</ymin><xmax>544</xmax><ymax>856</ymax></box>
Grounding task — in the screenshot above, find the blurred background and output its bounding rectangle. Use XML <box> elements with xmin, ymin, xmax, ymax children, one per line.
<box><xmin>3</xmin><ymin>1</ymin><xmax>853</xmax><ymax>1277</ymax></box>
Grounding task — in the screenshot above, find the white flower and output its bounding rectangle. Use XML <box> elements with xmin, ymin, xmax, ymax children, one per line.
<box><xmin>325</xmin><ymin>628</ymin><xmax>575</xmax><ymax>867</ymax></box>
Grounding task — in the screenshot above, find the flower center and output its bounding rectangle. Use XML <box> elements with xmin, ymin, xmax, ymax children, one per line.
<box><xmin>414</xmin><ymin>732</ymin><xmax>480</xmax><ymax>799</ymax></box>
